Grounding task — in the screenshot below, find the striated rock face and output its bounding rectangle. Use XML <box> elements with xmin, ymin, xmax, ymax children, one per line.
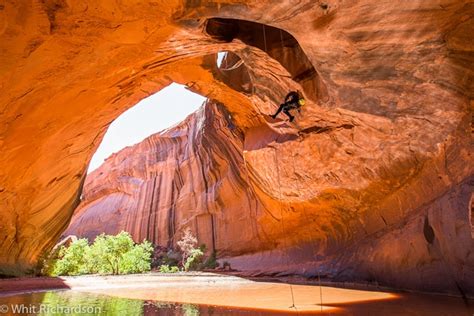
<box><xmin>0</xmin><ymin>0</ymin><xmax>473</xmax><ymax>297</ymax></box>
<box><xmin>66</xmin><ymin>101</ymin><xmax>260</xmax><ymax>255</ymax></box>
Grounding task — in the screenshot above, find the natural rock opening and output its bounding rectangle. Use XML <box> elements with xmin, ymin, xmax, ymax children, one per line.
<box><xmin>87</xmin><ymin>83</ymin><xmax>206</xmax><ymax>173</ymax></box>
<box><xmin>213</xmin><ymin>51</ymin><xmax>252</xmax><ymax>93</ymax></box>
<box><xmin>65</xmin><ymin>99</ymin><xmax>244</xmax><ymax>253</ymax></box>
<box><xmin>205</xmin><ymin>18</ymin><xmax>326</xmax><ymax>102</ymax></box>
<box><xmin>0</xmin><ymin>1</ymin><xmax>473</xmax><ymax>299</ymax></box>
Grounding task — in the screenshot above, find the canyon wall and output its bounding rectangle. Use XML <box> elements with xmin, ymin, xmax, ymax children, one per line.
<box><xmin>66</xmin><ymin>101</ymin><xmax>263</xmax><ymax>255</ymax></box>
<box><xmin>0</xmin><ymin>0</ymin><xmax>473</xmax><ymax>297</ymax></box>
<box><xmin>68</xmin><ymin>95</ymin><xmax>474</xmax><ymax>296</ymax></box>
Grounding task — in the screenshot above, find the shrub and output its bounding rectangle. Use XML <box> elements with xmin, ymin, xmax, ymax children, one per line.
<box><xmin>120</xmin><ymin>240</ymin><xmax>153</xmax><ymax>274</ymax></box>
<box><xmin>52</xmin><ymin>239</ymin><xmax>90</xmax><ymax>276</ymax></box>
<box><xmin>159</xmin><ymin>264</ymin><xmax>180</xmax><ymax>273</ymax></box>
<box><xmin>182</xmin><ymin>304</ymin><xmax>199</xmax><ymax>316</ymax></box>
<box><xmin>183</xmin><ymin>248</ymin><xmax>203</xmax><ymax>271</ymax></box>
<box><xmin>51</xmin><ymin>231</ymin><xmax>153</xmax><ymax>276</ymax></box>
<box><xmin>176</xmin><ymin>228</ymin><xmax>197</xmax><ymax>266</ymax></box>
<box><xmin>203</xmin><ymin>250</ymin><xmax>219</xmax><ymax>269</ymax></box>
<box><xmin>38</xmin><ymin>249</ymin><xmax>60</xmax><ymax>276</ymax></box>
<box><xmin>175</xmin><ymin>229</ymin><xmax>221</xmax><ymax>271</ymax></box>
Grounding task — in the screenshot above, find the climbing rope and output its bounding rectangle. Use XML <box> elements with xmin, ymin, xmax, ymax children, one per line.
<box><xmin>258</xmin><ymin>22</ymin><xmax>322</xmax><ymax>311</ymax></box>
<box><xmin>289</xmin><ymin>147</ymin><xmax>324</xmax><ymax>312</ymax></box>
<box><xmin>242</xmin><ymin>146</ymin><xmax>297</xmax><ymax>312</ymax></box>
<box><xmin>271</xmin><ymin>146</ymin><xmax>298</xmax><ymax>313</ymax></box>
<box><xmin>279</xmin><ymin>29</ymin><xmax>285</xmax><ymax>50</ymax></box>
<box><xmin>268</xmin><ymin>115</ymin><xmax>324</xmax><ymax>311</ymax></box>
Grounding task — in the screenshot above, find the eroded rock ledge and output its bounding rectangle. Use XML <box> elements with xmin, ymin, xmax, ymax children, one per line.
<box><xmin>0</xmin><ymin>0</ymin><xmax>473</xmax><ymax>297</ymax></box>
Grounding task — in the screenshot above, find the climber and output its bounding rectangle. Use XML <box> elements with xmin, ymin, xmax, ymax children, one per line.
<box><xmin>270</xmin><ymin>90</ymin><xmax>305</xmax><ymax>122</ymax></box>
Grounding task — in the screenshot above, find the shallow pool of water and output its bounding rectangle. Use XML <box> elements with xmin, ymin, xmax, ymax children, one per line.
<box><xmin>0</xmin><ymin>290</ymin><xmax>295</xmax><ymax>315</ymax></box>
<box><xmin>0</xmin><ymin>286</ymin><xmax>473</xmax><ymax>315</ymax></box>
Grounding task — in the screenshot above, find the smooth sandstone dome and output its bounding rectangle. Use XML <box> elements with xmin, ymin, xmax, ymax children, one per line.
<box><xmin>0</xmin><ymin>0</ymin><xmax>473</xmax><ymax>297</ymax></box>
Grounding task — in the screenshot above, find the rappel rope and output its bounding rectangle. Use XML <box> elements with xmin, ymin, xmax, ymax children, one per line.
<box><xmin>262</xmin><ymin>24</ymin><xmax>268</xmax><ymax>54</ymax></box>
<box><xmin>272</xmin><ymin>147</ymin><xmax>298</xmax><ymax>313</ymax></box>
<box><xmin>279</xmin><ymin>29</ymin><xmax>284</xmax><ymax>51</ymax></box>
<box><xmin>289</xmin><ymin>146</ymin><xmax>324</xmax><ymax>313</ymax></box>
<box><xmin>219</xmin><ymin>59</ymin><xmax>244</xmax><ymax>71</ymax></box>
<box><xmin>260</xmin><ymin>24</ymin><xmax>325</xmax><ymax>312</ymax></box>
<box><xmin>262</xmin><ymin>23</ymin><xmax>298</xmax><ymax>312</ymax></box>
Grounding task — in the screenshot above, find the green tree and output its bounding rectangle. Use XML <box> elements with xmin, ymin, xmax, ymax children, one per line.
<box><xmin>120</xmin><ymin>240</ymin><xmax>153</xmax><ymax>274</ymax></box>
<box><xmin>88</xmin><ymin>232</ymin><xmax>134</xmax><ymax>274</ymax></box>
<box><xmin>51</xmin><ymin>231</ymin><xmax>153</xmax><ymax>276</ymax></box>
<box><xmin>52</xmin><ymin>238</ymin><xmax>90</xmax><ymax>276</ymax></box>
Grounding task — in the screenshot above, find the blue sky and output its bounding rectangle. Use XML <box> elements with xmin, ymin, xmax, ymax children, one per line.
<box><xmin>217</xmin><ymin>51</ymin><xmax>225</xmax><ymax>67</ymax></box>
<box><xmin>88</xmin><ymin>83</ymin><xmax>206</xmax><ymax>172</ymax></box>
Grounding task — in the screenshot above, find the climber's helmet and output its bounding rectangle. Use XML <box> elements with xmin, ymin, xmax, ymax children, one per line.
<box><xmin>297</xmin><ymin>90</ymin><xmax>305</xmax><ymax>106</ymax></box>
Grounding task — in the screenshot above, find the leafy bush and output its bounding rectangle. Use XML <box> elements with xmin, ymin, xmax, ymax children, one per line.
<box><xmin>175</xmin><ymin>229</ymin><xmax>219</xmax><ymax>271</ymax></box>
<box><xmin>119</xmin><ymin>240</ymin><xmax>153</xmax><ymax>274</ymax></box>
<box><xmin>176</xmin><ymin>228</ymin><xmax>197</xmax><ymax>266</ymax></box>
<box><xmin>182</xmin><ymin>304</ymin><xmax>199</xmax><ymax>316</ymax></box>
<box><xmin>52</xmin><ymin>238</ymin><xmax>90</xmax><ymax>276</ymax></box>
<box><xmin>51</xmin><ymin>231</ymin><xmax>153</xmax><ymax>276</ymax></box>
<box><xmin>159</xmin><ymin>264</ymin><xmax>180</xmax><ymax>273</ymax></box>
<box><xmin>183</xmin><ymin>248</ymin><xmax>203</xmax><ymax>271</ymax></box>
<box><xmin>203</xmin><ymin>250</ymin><xmax>219</xmax><ymax>269</ymax></box>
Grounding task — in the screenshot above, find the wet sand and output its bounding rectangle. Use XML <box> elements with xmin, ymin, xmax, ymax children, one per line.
<box><xmin>1</xmin><ymin>273</ymin><xmax>472</xmax><ymax>314</ymax></box>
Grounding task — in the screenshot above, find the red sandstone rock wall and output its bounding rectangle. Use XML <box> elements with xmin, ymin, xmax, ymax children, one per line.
<box><xmin>68</xmin><ymin>95</ymin><xmax>474</xmax><ymax>296</ymax></box>
<box><xmin>0</xmin><ymin>0</ymin><xmax>473</xmax><ymax>297</ymax></box>
<box><xmin>66</xmin><ymin>101</ymin><xmax>265</xmax><ymax>256</ymax></box>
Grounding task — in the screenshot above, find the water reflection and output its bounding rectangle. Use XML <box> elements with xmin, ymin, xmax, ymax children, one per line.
<box><xmin>0</xmin><ymin>290</ymin><xmax>297</xmax><ymax>315</ymax></box>
<box><xmin>0</xmin><ymin>284</ymin><xmax>473</xmax><ymax>315</ymax></box>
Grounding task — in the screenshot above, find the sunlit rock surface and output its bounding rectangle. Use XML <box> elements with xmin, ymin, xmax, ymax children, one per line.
<box><xmin>66</xmin><ymin>102</ymin><xmax>254</xmax><ymax>255</ymax></box>
<box><xmin>0</xmin><ymin>0</ymin><xmax>473</xmax><ymax>296</ymax></box>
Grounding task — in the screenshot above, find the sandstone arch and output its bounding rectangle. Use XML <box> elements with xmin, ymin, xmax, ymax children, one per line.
<box><xmin>0</xmin><ymin>0</ymin><xmax>473</xmax><ymax>298</ymax></box>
